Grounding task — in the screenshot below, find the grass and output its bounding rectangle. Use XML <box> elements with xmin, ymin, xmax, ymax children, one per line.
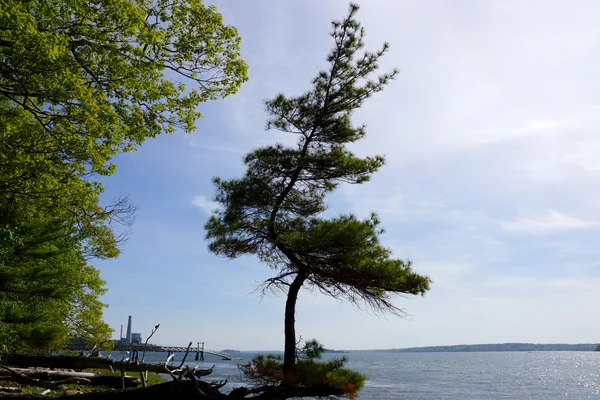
<box><xmin>87</xmin><ymin>367</ymin><xmax>168</xmax><ymax>385</ymax></box>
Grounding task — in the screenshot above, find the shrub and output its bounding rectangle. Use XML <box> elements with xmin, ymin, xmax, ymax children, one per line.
<box><xmin>240</xmin><ymin>340</ymin><xmax>365</xmax><ymax>399</ymax></box>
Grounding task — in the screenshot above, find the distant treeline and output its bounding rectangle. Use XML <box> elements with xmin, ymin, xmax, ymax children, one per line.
<box><xmin>324</xmin><ymin>349</ymin><xmax>349</xmax><ymax>353</ymax></box>
<box><xmin>371</xmin><ymin>343</ymin><xmax>600</xmax><ymax>352</ymax></box>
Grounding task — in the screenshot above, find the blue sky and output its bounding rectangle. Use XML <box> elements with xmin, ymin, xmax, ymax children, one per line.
<box><xmin>96</xmin><ymin>0</ymin><xmax>600</xmax><ymax>350</ymax></box>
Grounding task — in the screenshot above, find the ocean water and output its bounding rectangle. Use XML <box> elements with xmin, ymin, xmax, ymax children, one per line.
<box><xmin>113</xmin><ymin>350</ymin><xmax>600</xmax><ymax>399</ymax></box>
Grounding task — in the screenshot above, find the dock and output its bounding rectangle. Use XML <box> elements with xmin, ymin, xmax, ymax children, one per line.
<box><xmin>66</xmin><ymin>342</ymin><xmax>242</xmax><ymax>361</ymax></box>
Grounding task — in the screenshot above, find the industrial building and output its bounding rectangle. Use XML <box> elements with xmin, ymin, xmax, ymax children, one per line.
<box><xmin>119</xmin><ymin>315</ymin><xmax>142</xmax><ymax>344</ymax></box>
<box><xmin>131</xmin><ymin>333</ymin><xmax>142</xmax><ymax>344</ymax></box>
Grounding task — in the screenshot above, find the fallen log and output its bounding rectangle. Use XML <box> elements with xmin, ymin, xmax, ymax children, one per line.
<box><xmin>0</xmin><ymin>368</ymin><xmax>140</xmax><ymax>388</ymax></box>
<box><xmin>1</xmin><ymin>380</ymin><xmax>228</xmax><ymax>400</ymax></box>
<box><xmin>0</xmin><ymin>364</ymin><xmax>54</xmax><ymax>389</ymax></box>
<box><xmin>3</xmin><ymin>354</ymin><xmax>213</xmax><ymax>378</ymax></box>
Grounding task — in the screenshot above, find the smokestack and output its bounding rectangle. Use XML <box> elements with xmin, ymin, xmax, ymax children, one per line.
<box><xmin>126</xmin><ymin>315</ymin><xmax>132</xmax><ymax>343</ymax></box>
<box><xmin>120</xmin><ymin>325</ymin><xmax>123</xmax><ymax>340</ymax></box>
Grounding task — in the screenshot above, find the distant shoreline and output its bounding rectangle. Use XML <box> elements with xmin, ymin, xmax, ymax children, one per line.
<box><xmin>326</xmin><ymin>343</ymin><xmax>600</xmax><ymax>353</ymax></box>
<box><xmin>220</xmin><ymin>343</ymin><xmax>600</xmax><ymax>353</ymax></box>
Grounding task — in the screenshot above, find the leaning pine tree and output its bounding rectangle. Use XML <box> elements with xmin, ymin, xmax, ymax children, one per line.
<box><xmin>206</xmin><ymin>2</ymin><xmax>431</xmax><ymax>390</ymax></box>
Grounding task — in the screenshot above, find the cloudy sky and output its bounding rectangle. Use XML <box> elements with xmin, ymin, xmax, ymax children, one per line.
<box><xmin>96</xmin><ymin>0</ymin><xmax>600</xmax><ymax>350</ymax></box>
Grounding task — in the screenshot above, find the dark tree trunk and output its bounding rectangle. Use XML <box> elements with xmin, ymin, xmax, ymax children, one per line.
<box><xmin>282</xmin><ymin>273</ymin><xmax>306</xmax><ymax>375</ymax></box>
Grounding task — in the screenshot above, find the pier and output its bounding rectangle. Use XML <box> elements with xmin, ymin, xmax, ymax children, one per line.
<box><xmin>66</xmin><ymin>342</ymin><xmax>241</xmax><ymax>361</ymax></box>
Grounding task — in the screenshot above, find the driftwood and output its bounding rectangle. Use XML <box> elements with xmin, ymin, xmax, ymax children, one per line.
<box><xmin>0</xmin><ymin>379</ymin><xmax>344</xmax><ymax>400</ymax></box>
<box><xmin>3</xmin><ymin>354</ymin><xmax>213</xmax><ymax>378</ymax></box>
<box><xmin>0</xmin><ymin>364</ymin><xmax>55</xmax><ymax>389</ymax></box>
<box><xmin>0</xmin><ymin>368</ymin><xmax>140</xmax><ymax>388</ymax></box>
<box><xmin>0</xmin><ymin>380</ymin><xmax>219</xmax><ymax>400</ymax></box>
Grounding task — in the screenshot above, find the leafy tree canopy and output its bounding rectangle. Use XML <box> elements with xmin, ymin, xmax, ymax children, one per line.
<box><xmin>0</xmin><ymin>104</ymin><xmax>130</xmax><ymax>259</ymax></box>
<box><xmin>1</xmin><ymin>0</ymin><xmax>248</xmax><ymax>176</ymax></box>
<box><xmin>1</xmin><ymin>0</ymin><xmax>248</xmax><ymax>257</ymax></box>
<box><xmin>0</xmin><ymin>0</ymin><xmax>247</xmax><ymax>351</ymax></box>
<box><xmin>206</xmin><ymin>2</ymin><xmax>431</xmax><ymax>384</ymax></box>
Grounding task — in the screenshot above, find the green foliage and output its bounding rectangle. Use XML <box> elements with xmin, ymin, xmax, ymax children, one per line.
<box><xmin>298</xmin><ymin>338</ymin><xmax>325</xmax><ymax>361</ymax></box>
<box><xmin>241</xmin><ymin>354</ymin><xmax>285</xmax><ymax>386</ymax></box>
<box><xmin>0</xmin><ymin>0</ymin><xmax>248</xmax><ymax>176</ymax></box>
<box><xmin>205</xmin><ymin>3</ymin><xmax>430</xmax><ymax>310</ymax></box>
<box><xmin>1</xmin><ymin>0</ymin><xmax>248</xmax><ymax>257</ymax></box>
<box><xmin>0</xmin><ymin>214</ymin><xmax>112</xmax><ymax>351</ymax></box>
<box><xmin>90</xmin><ymin>368</ymin><xmax>167</xmax><ymax>385</ymax></box>
<box><xmin>292</xmin><ymin>359</ymin><xmax>366</xmax><ymax>399</ymax></box>
<box><xmin>241</xmin><ymin>349</ymin><xmax>366</xmax><ymax>399</ymax></box>
<box><xmin>1</xmin><ymin>0</ymin><xmax>247</xmax><ymax>353</ymax></box>
<box><xmin>205</xmin><ymin>3</ymin><xmax>431</xmax><ymax>378</ymax></box>
<box><xmin>0</xmin><ymin>105</ymin><xmax>124</xmax><ymax>259</ymax></box>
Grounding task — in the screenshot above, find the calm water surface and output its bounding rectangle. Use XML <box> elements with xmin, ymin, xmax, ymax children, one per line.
<box><xmin>117</xmin><ymin>351</ymin><xmax>600</xmax><ymax>399</ymax></box>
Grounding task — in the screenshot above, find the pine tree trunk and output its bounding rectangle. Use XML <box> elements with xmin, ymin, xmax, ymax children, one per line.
<box><xmin>282</xmin><ymin>273</ymin><xmax>306</xmax><ymax>375</ymax></box>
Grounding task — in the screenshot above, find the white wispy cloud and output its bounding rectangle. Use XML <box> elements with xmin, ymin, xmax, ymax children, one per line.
<box><xmin>191</xmin><ymin>195</ymin><xmax>219</xmax><ymax>216</ymax></box>
<box><xmin>484</xmin><ymin>275</ymin><xmax>600</xmax><ymax>292</ymax></box>
<box><xmin>185</xmin><ymin>138</ymin><xmax>246</xmax><ymax>155</ymax></box>
<box><xmin>501</xmin><ymin>210</ymin><xmax>598</xmax><ymax>235</ymax></box>
<box><xmin>512</xmin><ymin>105</ymin><xmax>600</xmax><ymax>180</ymax></box>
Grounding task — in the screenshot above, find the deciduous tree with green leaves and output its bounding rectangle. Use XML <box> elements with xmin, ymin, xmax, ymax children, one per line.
<box><xmin>0</xmin><ymin>0</ymin><xmax>248</xmax><ymax>351</ymax></box>
<box><xmin>1</xmin><ymin>0</ymin><xmax>247</xmax><ymax>175</ymax></box>
<box><xmin>0</xmin><ymin>104</ymin><xmax>134</xmax><ymax>260</ymax></box>
<box><xmin>1</xmin><ymin>0</ymin><xmax>248</xmax><ymax>253</ymax></box>
<box><xmin>205</xmin><ymin>2</ymin><xmax>431</xmax><ymax>388</ymax></box>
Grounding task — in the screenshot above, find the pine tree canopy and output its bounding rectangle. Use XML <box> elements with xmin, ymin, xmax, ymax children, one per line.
<box><xmin>0</xmin><ymin>216</ymin><xmax>110</xmax><ymax>352</ymax></box>
<box><xmin>206</xmin><ymin>3</ymin><xmax>430</xmax><ymax>315</ymax></box>
<box><xmin>205</xmin><ymin>3</ymin><xmax>431</xmax><ymax>374</ymax></box>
